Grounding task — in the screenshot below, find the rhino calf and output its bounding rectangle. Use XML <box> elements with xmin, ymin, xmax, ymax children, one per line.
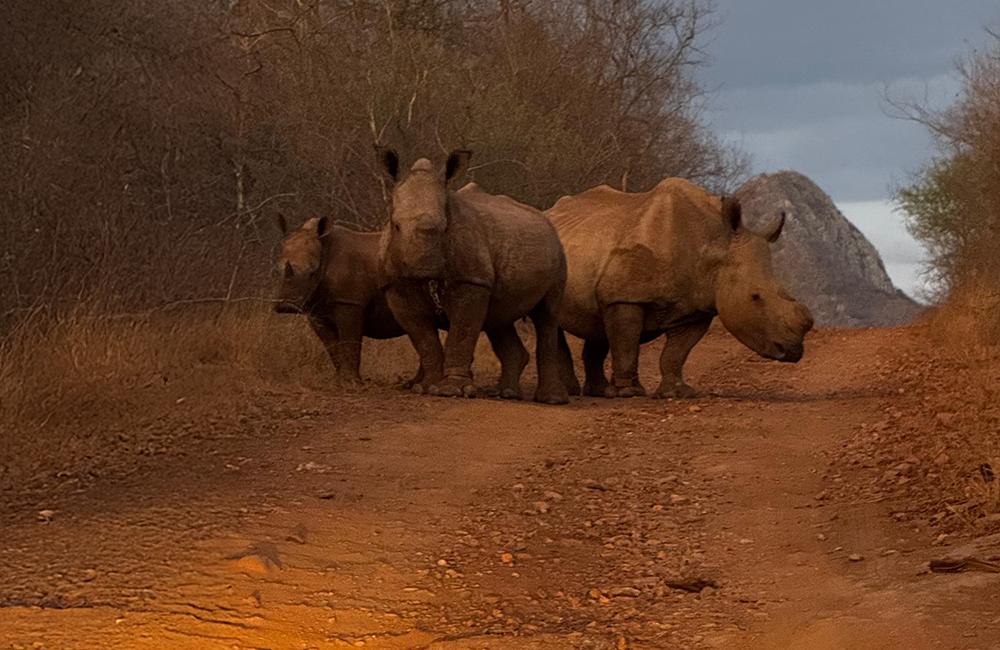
<box><xmin>547</xmin><ymin>178</ymin><xmax>814</xmax><ymax>398</ymax></box>
<box><xmin>273</xmin><ymin>216</ymin><xmax>408</xmax><ymax>384</ymax></box>
<box><xmin>378</xmin><ymin>149</ymin><xmax>569</xmax><ymax>404</ymax></box>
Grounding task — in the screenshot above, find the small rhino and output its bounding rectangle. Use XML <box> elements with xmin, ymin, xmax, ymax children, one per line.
<box><xmin>273</xmin><ymin>215</ymin><xmax>407</xmax><ymax>385</ymax></box>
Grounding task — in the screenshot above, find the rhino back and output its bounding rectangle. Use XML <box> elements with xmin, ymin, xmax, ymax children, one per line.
<box><xmin>449</xmin><ymin>188</ymin><xmax>566</xmax><ymax>323</ymax></box>
<box><xmin>321</xmin><ymin>229</ymin><xmax>381</xmax><ymax>304</ymax></box>
<box><xmin>548</xmin><ymin>179</ymin><xmax>724</xmax><ymax>337</ymax></box>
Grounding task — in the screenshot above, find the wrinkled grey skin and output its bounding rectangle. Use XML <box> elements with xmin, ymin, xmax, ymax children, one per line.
<box><xmin>378</xmin><ymin>149</ymin><xmax>570</xmax><ymax>404</ymax></box>
<box><xmin>547</xmin><ymin>178</ymin><xmax>814</xmax><ymax>398</ymax></box>
<box><xmin>273</xmin><ymin>216</ymin><xmax>409</xmax><ymax>384</ymax></box>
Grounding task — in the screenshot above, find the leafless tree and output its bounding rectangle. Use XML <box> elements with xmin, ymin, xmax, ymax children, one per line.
<box><xmin>0</xmin><ymin>0</ymin><xmax>744</xmax><ymax>326</ymax></box>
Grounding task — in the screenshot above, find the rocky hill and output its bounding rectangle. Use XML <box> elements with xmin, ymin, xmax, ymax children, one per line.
<box><xmin>734</xmin><ymin>171</ymin><xmax>923</xmax><ymax>327</ymax></box>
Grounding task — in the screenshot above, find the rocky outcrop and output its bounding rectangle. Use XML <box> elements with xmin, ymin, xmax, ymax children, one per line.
<box><xmin>735</xmin><ymin>172</ymin><xmax>922</xmax><ymax>327</ymax></box>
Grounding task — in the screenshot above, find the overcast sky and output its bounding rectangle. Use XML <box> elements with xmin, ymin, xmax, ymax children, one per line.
<box><xmin>701</xmin><ymin>0</ymin><xmax>1000</xmax><ymax>299</ymax></box>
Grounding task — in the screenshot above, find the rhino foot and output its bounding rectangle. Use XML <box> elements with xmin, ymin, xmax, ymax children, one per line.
<box><xmin>535</xmin><ymin>389</ymin><xmax>570</xmax><ymax>405</ymax></box>
<box><xmin>653</xmin><ymin>381</ymin><xmax>698</xmax><ymax>399</ymax></box>
<box><xmin>337</xmin><ymin>375</ymin><xmax>365</xmax><ymax>390</ymax></box>
<box><xmin>605</xmin><ymin>383</ymin><xmax>646</xmax><ymax>398</ymax></box>
<box><xmin>429</xmin><ymin>376</ymin><xmax>477</xmax><ymax>398</ymax></box>
<box><xmin>583</xmin><ymin>381</ymin><xmax>609</xmax><ymax>398</ymax></box>
<box><xmin>483</xmin><ymin>385</ymin><xmax>522</xmax><ymax>400</ymax></box>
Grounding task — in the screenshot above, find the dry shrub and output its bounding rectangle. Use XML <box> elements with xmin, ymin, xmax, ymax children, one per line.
<box><xmin>922</xmin><ymin>284</ymin><xmax>1000</xmax><ymax>356</ymax></box>
<box><xmin>897</xmin><ymin>32</ymin><xmax>1000</xmax><ymax>345</ymax></box>
<box><xmin>891</xmin><ymin>32</ymin><xmax>1000</xmax><ymax>528</ymax></box>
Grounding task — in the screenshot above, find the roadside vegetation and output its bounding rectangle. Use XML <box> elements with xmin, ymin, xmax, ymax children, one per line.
<box><xmin>888</xmin><ymin>30</ymin><xmax>1000</xmax><ymax>531</ymax></box>
<box><xmin>897</xmin><ymin>31</ymin><xmax>1000</xmax><ymax>345</ymax></box>
<box><xmin>0</xmin><ymin>0</ymin><xmax>741</xmax><ymax>484</ymax></box>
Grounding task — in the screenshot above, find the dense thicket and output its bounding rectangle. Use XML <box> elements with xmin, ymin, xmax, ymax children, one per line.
<box><xmin>897</xmin><ymin>32</ymin><xmax>1000</xmax><ymax>340</ymax></box>
<box><xmin>0</xmin><ymin>0</ymin><xmax>743</xmax><ymax>323</ymax></box>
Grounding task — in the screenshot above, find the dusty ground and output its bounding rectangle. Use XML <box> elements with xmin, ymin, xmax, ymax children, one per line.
<box><xmin>2</xmin><ymin>326</ymin><xmax>1000</xmax><ymax>649</ymax></box>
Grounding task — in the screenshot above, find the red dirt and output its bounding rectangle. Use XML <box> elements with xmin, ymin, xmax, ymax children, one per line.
<box><xmin>2</xmin><ymin>327</ymin><xmax>999</xmax><ymax>649</ymax></box>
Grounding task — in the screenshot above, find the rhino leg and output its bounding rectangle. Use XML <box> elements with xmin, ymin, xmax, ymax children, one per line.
<box><xmin>557</xmin><ymin>329</ymin><xmax>582</xmax><ymax>395</ymax></box>
<box><xmin>529</xmin><ymin>296</ymin><xmax>571</xmax><ymax>405</ymax></box>
<box><xmin>603</xmin><ymin>303</ymin><xmax>647</xmax><ymax>398</ymax></box>
<box><xmin>652</xmin><ymin>318</ymin><xmax>713</xmax><ymax>399</ymax></box>
<box><xmin>485</xmin><ymin>325</ymin><xmax>528</xmax><ymax>400</ymax></box>
<box><xmin>432</xmin><ymin>283</ymin><xmax>491</xmax><ymax>398</ymax></box>
<box><xmin>386</xmin><ymin>283</ymin><xmax>444</xmax><ymax>394</ymax></box>
<box><xmin>307</xmin><ymin>314</ymin><xmax>341</xmax><ymax>372</ymax></box>
<box><xmin>400</xmin><ymin>365</ymin><xmax>425</xmax><ymax>390</ymax></box>
<box><xmin>331</xmin><ymin>305</ymin><xmax>365</xmax><ymax>385</ymax></box>
<box><xmin>582</xmin><ymin>340</ymin><xmax>610</xmax><ymax>397</ymax></box>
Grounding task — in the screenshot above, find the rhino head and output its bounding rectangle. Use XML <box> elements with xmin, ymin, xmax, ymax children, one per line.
<box><xmin>714</xmin><ymin>198</ymin><xmax>814</xmax><ymax>362</ymax></box>
<box><xmin>378</xmin><ymin>148</ymin><xmax>472</xmax><ymax>279</ymax></box>
<box><xmin>273</xmin><ymin>215</ymin><xmax>328</xmax><ymax>314</ymax></box>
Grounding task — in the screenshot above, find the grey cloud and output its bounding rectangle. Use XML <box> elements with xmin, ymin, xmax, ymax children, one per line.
<box><xmin>713</xmin><ymin>75</ymin><xmax>961</xmax><ymax>132</ymax></box>
<box><xmin>711</xmin><ymin>74</ymin><xmax>962</xmax><ymax>200</ymax></box>
<box><xmin>723</xmin><ymin>112</ymin><xmax>934</xmax><ymax>201</ymax></box>
<box><xmin>705</xmin><ymin>0</ymin><xmax>999</xmax><ymax>89</ymax></box>
<box><xmin>698</xmin><ymin>1</ymin><xmax>997</xmax><ymax>296</ymax></box>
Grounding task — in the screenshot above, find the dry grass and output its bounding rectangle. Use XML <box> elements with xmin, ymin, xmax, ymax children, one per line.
<box><xmin>908</xmin><ymin>309</ymin><xmax>1000</xmax><ymax>527</ymax></box>
<box><xmin>0</xmin><ymin>303</ymin><xmax>514</xmax><ymax>490</ymax></box>
<box><xmin>926</xmin><ymin>284</ymin><xmax>1000</xmax><ymax>525</ymax></box>
<box><xmin>926</xmin><ymin>282</ymin><xmax>1000</xmax><ymax>355</ymax></box>
<box><xmin>0</xmin><ymin>304</ymin><xmax>404</xmax><ymax>488</ymax></box>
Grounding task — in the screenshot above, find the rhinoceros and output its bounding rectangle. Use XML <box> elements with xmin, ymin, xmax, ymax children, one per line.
<box><xmin>546</xmin><ymin>177</ymin><xmax>815</xmax><ymax>398</ymax></box>
<box><xmin>377</xmin><ymin>149</ymin><xmax>570</xmax><ymax>404</ymax></box>
<box><xmin>273</xmin><ymin>216</ymin><xmax>409</xmax><ymax>384</ymax></box>
<box><xmin>274</xmin><ymin>215</ymin><xmax>534</xmax><ymax>389</ymax></box>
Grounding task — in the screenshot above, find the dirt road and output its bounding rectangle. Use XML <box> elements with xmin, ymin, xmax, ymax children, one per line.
<box><xmin>2</xmin><ymin>328</ymin><xmax>999</xmax><ymax>649</ymax></box>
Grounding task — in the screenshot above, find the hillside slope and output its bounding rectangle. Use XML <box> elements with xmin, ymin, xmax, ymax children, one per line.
<box><xmin>736</xmin><ymin>171</ymin><xmax>922</xmax><ymax>327</ymax></box>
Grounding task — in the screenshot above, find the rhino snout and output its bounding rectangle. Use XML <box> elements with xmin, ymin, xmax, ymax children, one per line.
<box><xmin>772</xmin><ymin>341</ymin><xmax>804</xmax><ymax>363</ymax></box>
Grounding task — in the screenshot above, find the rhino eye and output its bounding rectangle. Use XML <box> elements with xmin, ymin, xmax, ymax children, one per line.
<box><xmin>751</xmin><ymin>293</ymin><xmax>761</xmax><ymax>302</ymax></box>
<box><xmin>283</xmin><ymin>263</ymin><xmax>295</xmax><ymax>279</ymax></box>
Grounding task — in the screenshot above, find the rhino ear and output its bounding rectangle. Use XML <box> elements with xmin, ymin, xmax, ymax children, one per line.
<box><xmin>275</xmin><ymin>213</ymin><xmax>288</xmax><ymax>235</ymax></box>
<box><xmin>377</xmin><ymin>146</ymin><xmax>400</xmax><ymax>182</ymax></box>
<box><xmin>766</xmin><ymin>212</ymin><xmax>786</xmax><ymax>243</ymax></box>
<box><xmin>445</xmin><ymin>150</ymin><xmax>472</xmax><ymax>184</ymax></box>
<box><xmin>722</xmin><ymin>196</ymin><xmax>742</xmax><ymax>233</ymax></box>
<box><xmin>316</xmin><ymin>216</ymin><xmax>329</xmax><ymax>238</ymax></box>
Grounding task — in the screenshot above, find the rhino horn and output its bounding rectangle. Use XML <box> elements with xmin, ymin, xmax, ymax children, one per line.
<box><xmin>766</xmin><ymin>212</ymin><xmax>786</xmax><ymax>243</ymax></box>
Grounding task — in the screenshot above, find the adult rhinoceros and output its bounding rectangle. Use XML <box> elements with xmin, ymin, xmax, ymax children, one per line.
<box><xmin>377</xmin><ymin>149</ymin><xmax>569</xmax><ymax>404</ymax></box>
<box><xmin>547</xmin><ymin>177</ymin><xmax>814</xmax><ymax>398</ymax></box>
